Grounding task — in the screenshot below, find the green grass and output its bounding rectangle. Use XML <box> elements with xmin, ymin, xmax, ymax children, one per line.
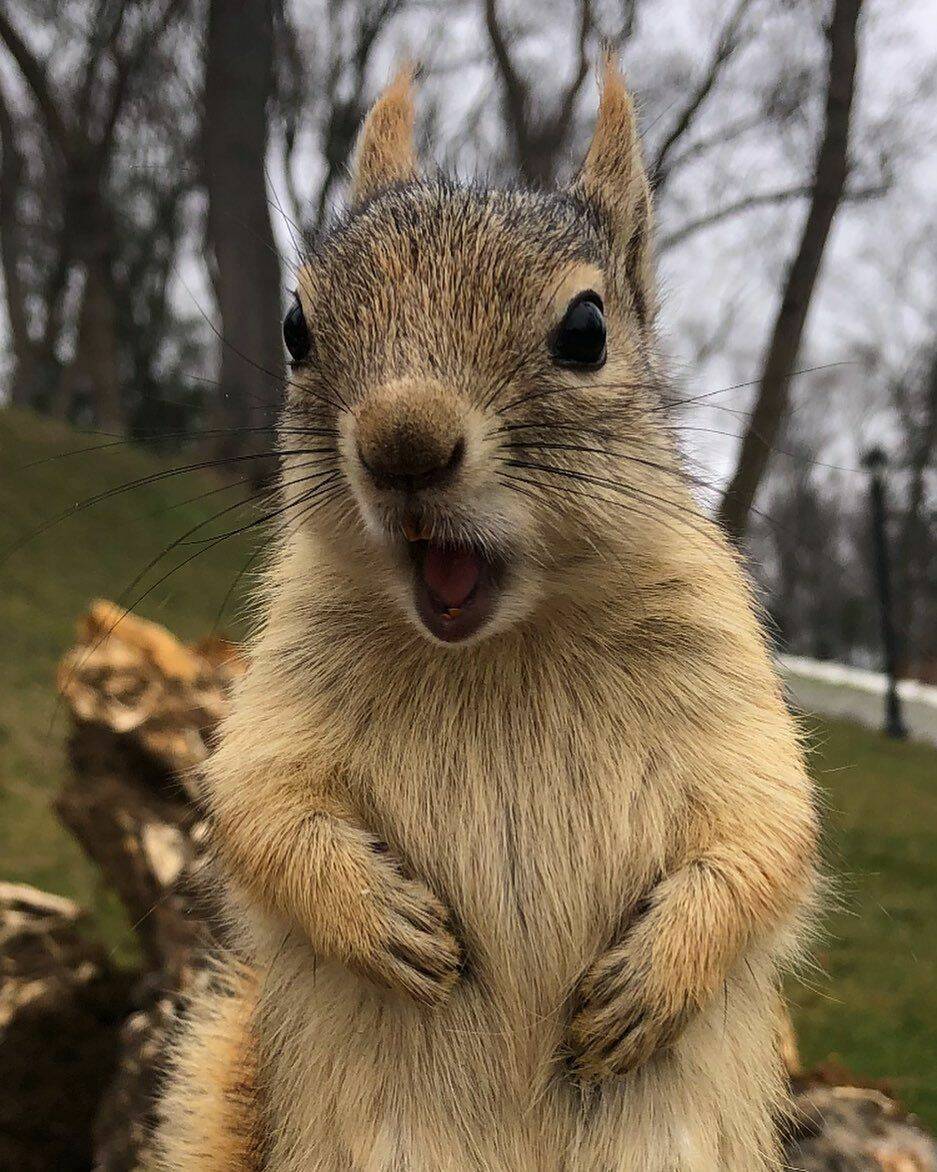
<box><xmin>1</xmin><ymin>407</ymin><xmax>935</xmax><ymax>1126</ymax></box>
<box><xmin>788</xmin><ymin>718</ymin><xmax>937</xmax><ymax>1127</ymax></box>
<box><xmin>0</xmin><ymin>406</ymin><xmax>255</xmax><ymax>950</ymax></box>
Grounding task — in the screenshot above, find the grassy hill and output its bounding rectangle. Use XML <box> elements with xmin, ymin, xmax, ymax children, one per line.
<box><xmin>1</xmin><ymin>406</ymin><xmax>935</xmax><ymax>1126</ymax></box>
<box><xmin>790</xmin><ymin>718</ymin><xmax>937</xmax><ymax>1125</ymax></box>
<box><xmin>0</xmin><ymin>406</ymin><xmax>257</xmax><ymax>947</ymax></box>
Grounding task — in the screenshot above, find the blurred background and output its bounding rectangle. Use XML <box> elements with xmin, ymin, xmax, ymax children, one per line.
<box><xmin>0</xmin><ymin>0</ymin><xmax>935</xmax><ymax>1163</ymax></box>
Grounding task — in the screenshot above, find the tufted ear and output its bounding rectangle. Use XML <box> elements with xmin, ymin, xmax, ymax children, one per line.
<box><xmin>349</xmin><ymin>65</ymin><xmax>420</xmax><ymax>205</ymax></box>
<box><xmin>572</xmin><ymin>57</ymin><xmax>655</xmax><ymax>324</ymax></box>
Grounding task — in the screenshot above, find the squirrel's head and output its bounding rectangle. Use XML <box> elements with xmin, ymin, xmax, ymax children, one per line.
<box><xmin>281</xmin><ymin>61</ymin><xmax>677</xmax><ymax>648</ymax></box>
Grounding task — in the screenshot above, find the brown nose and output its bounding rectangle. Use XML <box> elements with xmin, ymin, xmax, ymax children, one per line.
<box><xmin>356</xmin><ymin>380</ymin><xmax>465</xmax><ymax>492</ymax></box>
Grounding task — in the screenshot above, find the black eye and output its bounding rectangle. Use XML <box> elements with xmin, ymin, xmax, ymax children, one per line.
<box><xmin>284</xmin><ymin>294</ymin><xmax>311</xmax><ymax>363</ymax></box>
<box><xmin>550</xmin><ymin>291</ymin><xmax>606</xmax><ymax>369</ymax></box>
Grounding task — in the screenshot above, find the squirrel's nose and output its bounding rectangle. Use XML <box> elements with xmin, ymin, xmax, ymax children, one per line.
<box><xmin>359</xmin><ymin>437</ymin><xmax>465</xmax><ymax>492</ymax></box>
<box><xmin>356</xmin><ymin>380</ymin><xmax>466</xmax><ymax>493</ymax></box>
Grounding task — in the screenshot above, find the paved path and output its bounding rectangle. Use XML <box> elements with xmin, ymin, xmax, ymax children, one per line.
<box><xmin>778</xmin><ymin>655</ymin><xmax>937</xmax><ymax>748</ymax></box>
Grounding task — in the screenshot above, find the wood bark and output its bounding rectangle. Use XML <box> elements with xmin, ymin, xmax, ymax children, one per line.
<box><xmin>717</xmin><ymin>0</ymin><xmax>862</xmax><ymax>544</ymax></box>
<box><xmin>0</xmin><ymin>883</ymin><xmax>134</xmax><ymax>1170</ymax></box>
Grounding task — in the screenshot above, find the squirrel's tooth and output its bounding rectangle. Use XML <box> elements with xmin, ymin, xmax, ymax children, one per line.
<box><xmin>444</xmin><ymin>607</ymin><xmax>462</xmax><ymax>620</ymax></box>
<box><xmin>418</xmin><ymin>522</ymin><xmax>433</xmax><ymax>541</ymax></box>
<box><xmin>402</xmin><ymin>515</ymin><xmax>421</xmax><ymax>542</ymax></box>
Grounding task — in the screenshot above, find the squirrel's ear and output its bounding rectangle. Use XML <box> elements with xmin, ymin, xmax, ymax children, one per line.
<box><xmin>349</xmin><ymin>65</ymin><xmax>419</xmax><ymax>205</ymax></box>
<box><xmin>572</xmin><ymin>57</ymin><xmax>654</xmax><ymax>322</ymax></box>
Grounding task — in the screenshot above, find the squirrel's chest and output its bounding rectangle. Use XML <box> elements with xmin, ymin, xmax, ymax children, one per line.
<box><xmin>349</xmin><ymin>707</ymin><xmax>667</xmax><ymax>976</ymax></box>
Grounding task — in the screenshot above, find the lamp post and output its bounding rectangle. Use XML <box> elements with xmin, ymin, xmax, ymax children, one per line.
<box><xmin>862</xmin><ymin>446</ymin><xmax>907</xmax><ymax>739</ymax></box>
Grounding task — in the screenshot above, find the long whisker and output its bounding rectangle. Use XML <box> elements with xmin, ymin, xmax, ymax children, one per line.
<box><xmin>107</xmin><ymin>464</ymin><xmax>340</xmax><ymax>599</ymax></box>
<box><xmin>53</xmin><ymin>470</ymin><xmax>345</xmax><ymax>716</ymax></box>
<box><xmin>502</xmin><ymin>460</ymin><xmax>721</xmax><ymax>546</ymax></box>
<box><xmin>499</xmin><ymin>439</ymin><xmax>728</xmax><ymax>499</ymax></box>
<box><xmin>178</xmin><ymin>271</ymin><xmax>349</xmax><ymax>414</ymax></box>
<box><xmin>2</xmin><ymin>447</ymin><xmax>332</xmax><ymax>562</ymax></box>
<box><xmin>495</xmin><ymin>372</ymin><xmax>663</xmax><ymax>418</ymax></box>
<box><xmin>18</xmin><ymin>425</ymin><xmax>340</xmax><ymax>470</ymax></box>
<box><xmin>481</xmin><ymin>269</ymin><xmax>588</xmax><ymax>414</ymax></box>
<box><xmin>498</xmin><ymin>469</ymin><xmax>722</xmax><ymax>552</ymax></box>
<box><xmin>649</xmin><ymin>361</ymin><xmax>854</xmax><ymax>414</ymax></box>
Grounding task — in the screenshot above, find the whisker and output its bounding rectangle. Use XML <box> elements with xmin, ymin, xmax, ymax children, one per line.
<box><xmin>480</xmin><ymin>269</ymin><xmax>578</xmax><ymax>414</ymax></box>
<box><xmin>3</xmin><ymin>447</ymin><xmax>331</xmax><ymax>562</ymax></box>
<box><xmin>178</xmin><ymin>271</ymin><xmax>349</xmax><ymax>414</ymax></box>
<box><xmin>17</xmin><ymin>425</ymin><xmax>340</xmax><ymax>470</ymax></box>
<box><xmin>502</xmin><ymin>460</ymin><xmax>721</xmax><ymax>547</ymax></box>
<box><xmin>499</xmin><ymin>439</ymin><xmax>728</xmax><ymax>500</ymax></box>
<box><xmin>53</xmin><ymin>470</ymin><xmax>346</xmax><ymax>715</ymax></box>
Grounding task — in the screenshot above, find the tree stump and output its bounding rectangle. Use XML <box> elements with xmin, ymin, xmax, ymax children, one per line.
<box><xmin>0</xmin><ymin>882</ymin><xmax>134</xmax><ymax>1170</ymax></box>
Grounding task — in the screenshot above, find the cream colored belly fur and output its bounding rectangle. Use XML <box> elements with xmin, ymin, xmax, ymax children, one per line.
<box><xmin>235</xmin><ymin>636</ymin><xmax>783</xmax><ymax>1169</ymax></box>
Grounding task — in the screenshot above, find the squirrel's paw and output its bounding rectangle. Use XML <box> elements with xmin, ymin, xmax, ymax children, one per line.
<box><xmin>565</xmin><ymin>939</ymin><xmax>691</xmax><ymax>1081</ymax></box>
<box><xmin>354</xmin><ymin>849</ymin><xmax>463</xmax><ymax>1009</ymax></box>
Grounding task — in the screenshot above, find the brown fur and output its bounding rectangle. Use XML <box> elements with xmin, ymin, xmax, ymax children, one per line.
<box><xmin>156</xmin><ymin>964</ymin><xmax>263</xmax><ymax>1171</ymax></box>
<box><xmin>349</xmin><ymin>64</ymin><xmax>418</xmax><ymax>205</ymax></box>
<box><xmin>156</xmin><ymin>62</ymin><xmax>818</xmax><ymax>1171</ymax></box>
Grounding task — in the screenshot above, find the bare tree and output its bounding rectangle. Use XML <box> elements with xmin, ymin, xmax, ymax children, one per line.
<box><xmin>484</xmin><ymin>0</ymin><xmax>587</xmax><ymax>186</ymax></box>
<box><xmin>482</xmin><ymin>0</ymin><xmax>641</xmax><ymax>186</ymax></box>
<box><xmin>649</xmin><ymin>0</ymin><xmax>755</xmax><ymax>192</ymax></box>
<box><xmin>718</xmin><ymin>0</ymin><xmax>863</xmax><ymax>545</ymax></box>
<box><xmin>274</xmin><ymin>0</ymin><xmax>411</xmax><ymax>235</ymax></box>
<box><xmin>203</xmin><ymin>0</ymin><xmax>284</xmax><ymax>480</ymax></box>
<box><xmin>892</xmin><ymin>345</ymin><xmax>937</xmax><ymax>674</ymax></box>
<box><xmin>0</xmin><ymin>1</ymin><xmax>189</xmax><ymax>428</ymax></box>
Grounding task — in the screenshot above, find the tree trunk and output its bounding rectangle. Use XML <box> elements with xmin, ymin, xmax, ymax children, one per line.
<box><xmin>717</xmin><ymin>0</ymin><xmax>862</xmax><ymax>545</ymax></box>
<box><xmin>895</xmin><ymin>350</ymin><xmax>937</xmax><ymax>672</ymax></box>
<box><xmin>203</xmin><ymin>0</ymin><xmax>284</xmax><ymax>485</ymax></box>
<box><xmin>55</xmin><ymin>244</ymin><xmax>124</xmax><ymax>431</ymax></box>
<box><xmin>0</xmin><ymin>83</ymin><xmax>36</xmax><ymax>406</ymax></box>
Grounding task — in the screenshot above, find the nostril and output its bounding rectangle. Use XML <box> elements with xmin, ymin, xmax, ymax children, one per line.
<box><xmin>358</xmin><ymin>435</ymin><xmax>466</xmax><ymax>492</ymax></box>
<box><xmin>444</xmin><ymin>437</ymin><xmax>466</xmax><ymax>476</ymax></box>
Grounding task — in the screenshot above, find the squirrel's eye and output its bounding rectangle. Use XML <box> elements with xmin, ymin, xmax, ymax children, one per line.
<box><xmin>550</xmin><ymin>291</ymin><xmax>606</xmax><ymax>369</ymax></box>
<box><xmin>284</xmin><ymin>294</ymin><xmax>311</xmax><ymax>363</ymax></box>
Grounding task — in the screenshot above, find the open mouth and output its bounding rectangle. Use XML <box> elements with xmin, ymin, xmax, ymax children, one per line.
<box><xmin>404</xmin><ymin>527</ymin><xmax>502</xmax><ymax>643</ymax></box>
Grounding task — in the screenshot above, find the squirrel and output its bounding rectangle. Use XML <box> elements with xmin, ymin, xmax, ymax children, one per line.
<box><xmin>155</xmin><ymin>61</ymin><xmax>819</xmax><ymax>1172</ymax></box>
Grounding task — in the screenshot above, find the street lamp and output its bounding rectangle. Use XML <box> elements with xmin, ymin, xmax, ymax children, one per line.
<box><xmin>861</xmin><ymin>446</ymin><xmax>907</xmax><ymax>739</ymax></box>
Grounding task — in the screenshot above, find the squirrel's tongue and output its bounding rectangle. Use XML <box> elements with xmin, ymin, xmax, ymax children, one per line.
<box><xmin>421</xmin><ymin>543</ymin><xmax>482</xmax><ymax>608</ymax></box>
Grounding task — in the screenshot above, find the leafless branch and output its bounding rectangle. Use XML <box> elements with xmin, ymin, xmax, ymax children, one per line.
<box><xmin>553</xmin><ymin>0</ymin><xmax>595</xmax><ymax>148</ymax></box>
<box><xmin>660</xmin><ymin>110</ymin><xmax>765</xmax><ymax>178</ymax></box>
<box><xmin>76</xmin><ymin>0</ymin><xmax>126</xmax><ymax>129</ymax></box>
<box><xmin>660</xmin><ymin>176</ymin><xmax>884</xmax><ymax>254</ymax></box>
<box><xmin>483</xmin><ymin>0</ymin><xmax>599</xmax><ymax>186</ymax></box>
<box><xmin>0</xmin><ymin>10</ymin><xmax>71</xmax><ymax>155</ymax></box>
<box><xmin>97</xmin><ymin>0</ymin><xmax>187</xmax><ymax>156</ymax></box>
<box><xmin>483</xmin><ymin>0</ymin><xmax>532</xmax><ymax>168</ymax></box>
<box><xmin>659</xmin><ymin>185</ymin><xmax>812</xmax><ymax>252</ymax></box>
<box><xmin>651</xmin><ymin>0</ymin><xmax>755</xmax><ymax>191</ymax></box>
